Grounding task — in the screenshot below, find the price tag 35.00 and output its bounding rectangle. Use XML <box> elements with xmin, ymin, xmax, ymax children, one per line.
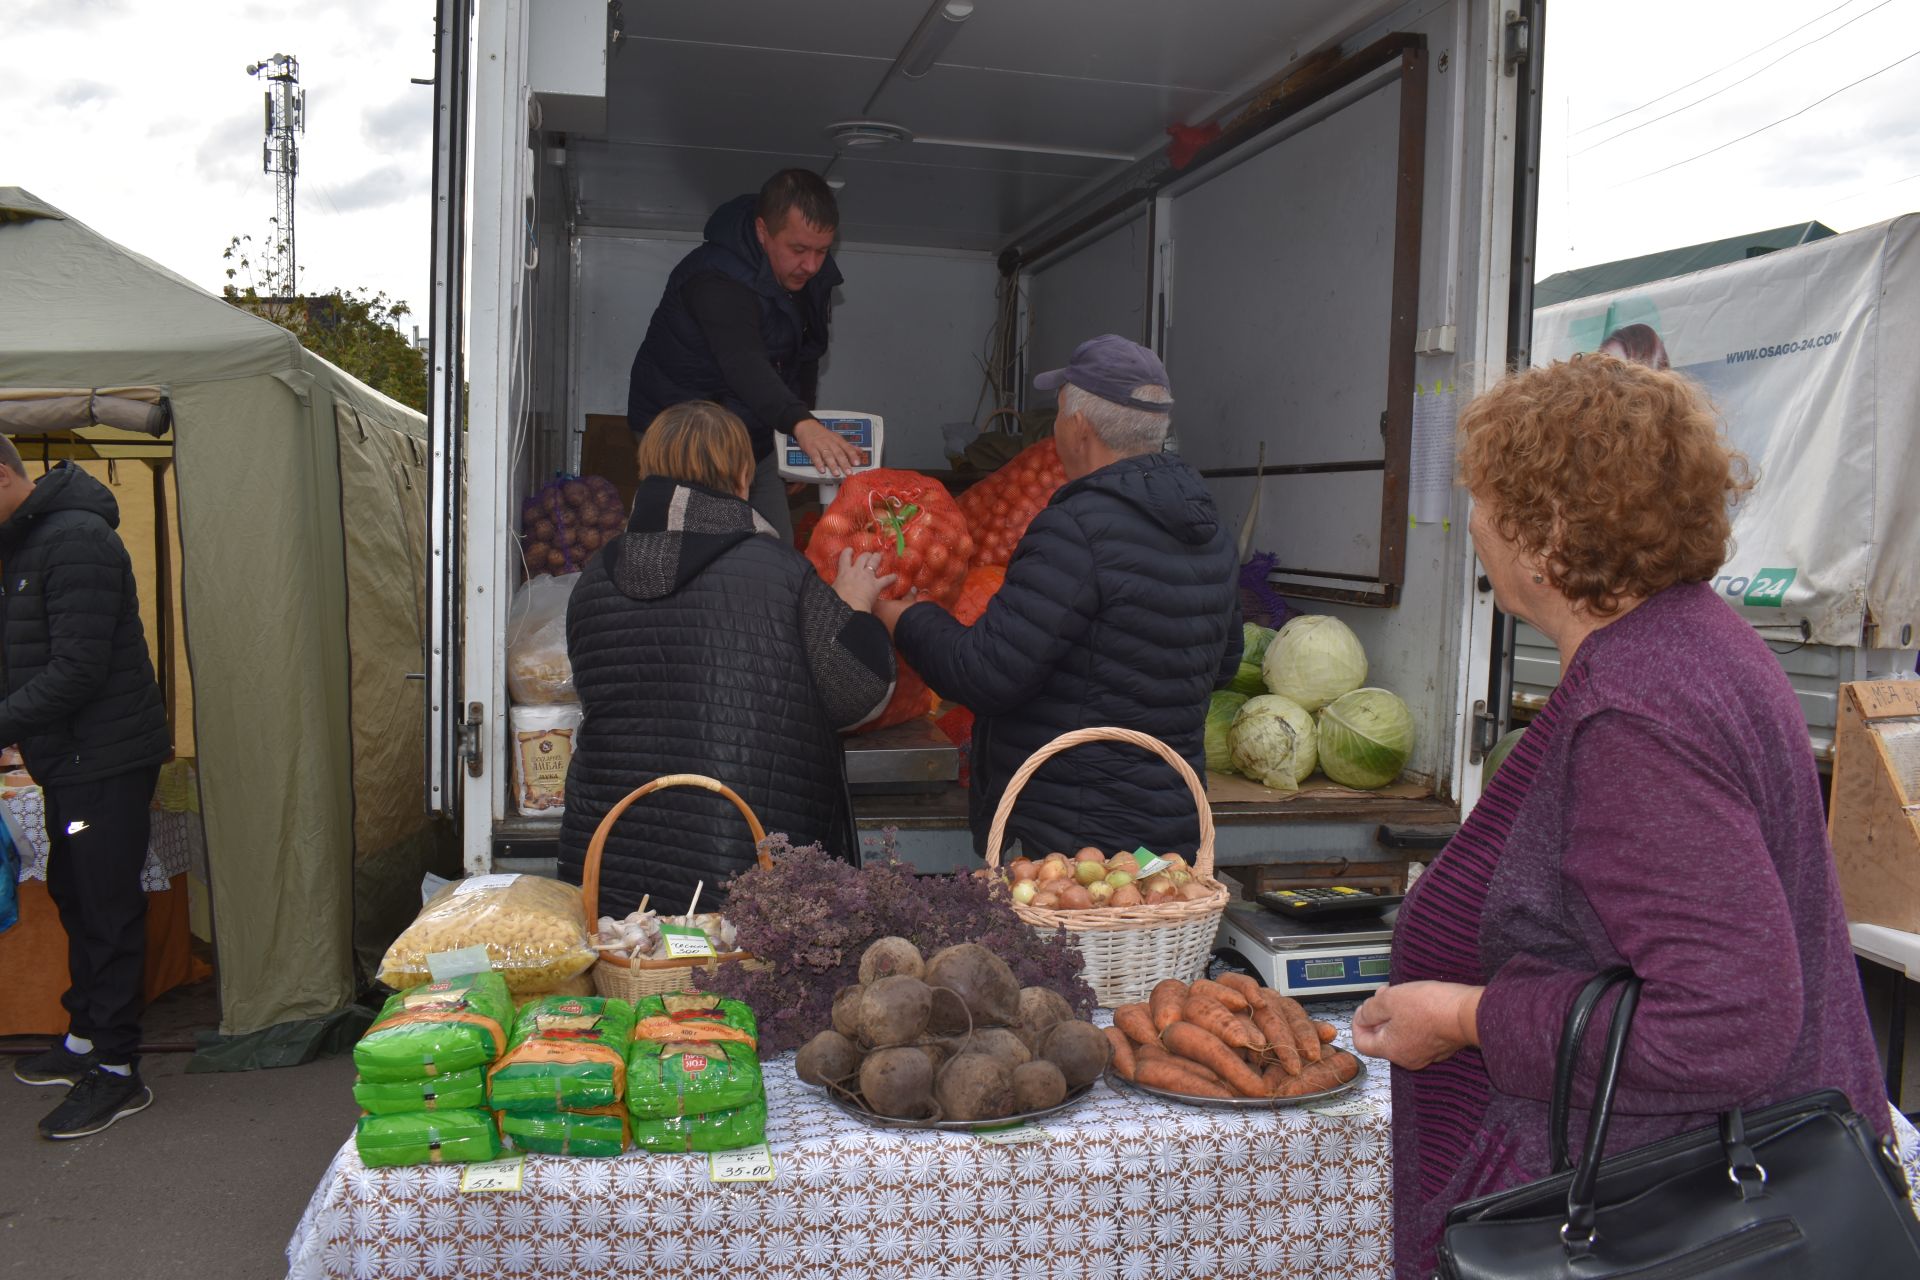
<box><xmin>709</xmin><ymin>1143</ymin><xmax>777</xmax><ymax>1183</ymax></box>
<box><xmin>459</xmin><ymin>1155</ymin><xmax>526</xmax><ymax>1193</ymax></box>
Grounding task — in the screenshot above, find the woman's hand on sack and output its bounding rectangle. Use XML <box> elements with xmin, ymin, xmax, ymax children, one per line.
<box><xmin>833</xmin><ymin>549</ymin><xmax>898</xmax><ymax>612</ymax></box>
<box><xmin>1352</xmin><ymin>980</ymin><xmax>1483</xmax><ymax>1070</ymax></box>
<box><xmin>871</xmin><ymin>589</ymin><xmax>921</xmax><ymax>634</ymax></box>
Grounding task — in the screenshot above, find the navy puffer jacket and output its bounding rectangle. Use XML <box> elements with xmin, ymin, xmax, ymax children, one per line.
<box><xmin>895</xmin><ymin>452</ymin><xmax>1241</xmax><ymax>857</ymax></box>
<box><xmin>0</xmin><ymin>463</ymin><xmax>170</xmax><ymax>787</ymax></box>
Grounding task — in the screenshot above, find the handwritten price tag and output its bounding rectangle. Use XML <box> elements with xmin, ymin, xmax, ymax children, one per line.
<box><xmin>459</xmin><ymin>1155</ymin><xmax>526</xmax><ymax>1193</ymax></box>
<box><xmin>660</xmin><ymin>924</ymin><xmax>717</xmax><ymax>959</ymax></box>
<box><xmin>1306</xmin><ymin>1097</ymin><xmax>1384</xmax><ymax>1120</ymax></box>
<box><xmin>973</xmin><ymin>1125</ymin><xmax>1051</xmax><ymax>1146</ymax></box>
<box><xmin>709</xmin><ymin>1143</ymin><xmax>777</xmax><ymax>1183</ymax></box>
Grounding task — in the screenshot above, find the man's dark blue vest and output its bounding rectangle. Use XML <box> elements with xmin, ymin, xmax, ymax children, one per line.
<box><xmin>626</xmin><ymin>193</ymin><xmax>841</xmax><ymax>457</ymax></box>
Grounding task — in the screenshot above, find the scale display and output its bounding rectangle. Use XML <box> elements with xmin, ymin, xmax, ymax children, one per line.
<box><xmin>777</xmin><ymin>411</ymin><xmax>883</xmax><ymax>484</ymax></box>
<box><xmin>1287</xmin><ymin>953</ymin><xmax>1393</xmax><ymax>991</ymax></box>
<box><xmin>1215</xmin><ymin>901</ymin><xmax>1395</xmax><ymax>999</ymax></box>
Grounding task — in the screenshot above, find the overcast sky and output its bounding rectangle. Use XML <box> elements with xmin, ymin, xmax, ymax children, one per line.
<box><xmin>3</xmin><ymin>0</ymin><xmax>1916</xmax><ymax>322</ymax></box>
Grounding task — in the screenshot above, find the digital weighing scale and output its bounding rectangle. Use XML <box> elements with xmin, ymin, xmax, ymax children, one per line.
<box><xmin>776</xmin><ymin>410</ymin><xmax>884</xmax><ymax>504</ymax></box>
<box><xmin>1215</xmin><ymin>899</ymin><xmax>1395</xmax><ymax>1001</ymax></box>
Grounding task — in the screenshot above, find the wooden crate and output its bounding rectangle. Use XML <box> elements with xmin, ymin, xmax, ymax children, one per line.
<box><xmin>1830</xmin><ymin>680</ymin><xmax>1920</xmax><ymax>933</ymax></box>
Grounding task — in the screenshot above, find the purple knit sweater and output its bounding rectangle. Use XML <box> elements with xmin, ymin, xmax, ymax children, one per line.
<box><xmin>1389</xmin><ymin>582</ymin><xmax>1890</xmax><ymax>1278</ymax></box>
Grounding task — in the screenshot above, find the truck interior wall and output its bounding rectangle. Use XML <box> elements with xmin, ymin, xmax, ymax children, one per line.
<box><xmin>569</xmin><ymin>232</ymin><xmax>1000</xmax><ymax>471</ymax></box>
<box><xmin>1025</xmin><ymin>213</ymin><xmax>1151</xmax><ymax>375</ymax></box>
<box><xmin>1016</xmin><ymin>0</ymin><xmax>1485</xmax><ymax>798</ymax></box>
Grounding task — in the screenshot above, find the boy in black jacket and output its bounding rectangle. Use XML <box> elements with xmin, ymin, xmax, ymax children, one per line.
<box><xmin>0</xmin><ymin>437</ymin><xmax>170</xmax><ymax>1138</ymax></box>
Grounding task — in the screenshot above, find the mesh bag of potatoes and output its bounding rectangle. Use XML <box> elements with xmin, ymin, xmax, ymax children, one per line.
<box><xmin>377</xmin><ymin>873</ymin><xmax>597</xmax><ymax>996</ymax></box>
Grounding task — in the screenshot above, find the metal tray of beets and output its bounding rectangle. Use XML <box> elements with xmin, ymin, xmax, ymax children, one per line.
<box><xmin>1101</xmin><ymin>1045</ymin><xmax>1367</xmax><ymax>1110</ymax></box>
<box><xmin>812</xmin><ymin>1080</ymin><xmax>1096</xmax><ymax>1132</ymax></box>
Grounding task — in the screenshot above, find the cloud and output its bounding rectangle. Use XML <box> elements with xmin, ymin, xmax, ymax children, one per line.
<box><xmin>194</xmin><ymin>111</ymin><xmax>269</xmax><ymax>191</ymax></box>
<box><xmin>14</xmin><ymin>0</ymin><xmax>124</xmax><ymax>30</ymax></box>
<box><xmin>49</xmin><ymin>81</ymin><xmax>115</xmax><ymax>110</ymax></box>
<box><xmin>322</xmin><ymin>163</ymin><xmax>416</xmax><ymax>213</ymax></box>
<box><xmin>362</xmin><ymin>92</ymin><xmax>429</xmax><ymax>152</ymax></box>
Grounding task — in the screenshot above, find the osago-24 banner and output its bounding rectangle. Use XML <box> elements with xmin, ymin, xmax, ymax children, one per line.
<box><xmin>1533</xmin><ymin>216</ymin><xmax>1920</xmax><ymax>649</ymax></box>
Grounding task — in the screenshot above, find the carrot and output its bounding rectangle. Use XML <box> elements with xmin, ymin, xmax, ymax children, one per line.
<box><xmin>1215</xmin><ymin>972</ymin><xmax>1263</xmax><ymax>1006</ymax></box>
<box><xmin>1232</xmin><ymin>1014</ymin><xmax>1268</xmax><ymax>1052</ymax></box>
<box><xmin>1274</xmin><ymin>1048</ymin><xmax>1360</xmax><ymax>1098</ymax></box>
<box><xmin>1135</xmin><ymin>1058</ymin><xmax>1235</xmax><ymax>1099</ymax></box>
<box><xmin>1104</xmin><ymin>1026</ymin><xmax>1137</xmax><ymax>1080</ymax></box>
<box><xmin>1315</xmin><ymin>1020</ymin><xmax>1338</xmax><ymax>1044</ymax></box>
<box><xmin>1261</xmin><ymin>990</ymin><xmax>1322</xmax><ymax>1063</ymax></box>
<box><xmin>1247</xmin><ymin>997</ymin><xmax>1303</xmax><ymax>1076</ymax></box>
<box><xmin>1183</xmin><ymin>989</ymin><xmax>1257</xmax><ymax>1051</ymax></box>
<box><xmin>1149</xmin><ymin>979</ymin><xmax>1189</xmax><ymax>1033</ymax></box>
<box><xmin>1113</xmin><ymin>1003</ymin><xmax>1160</xmax><ymax>1048</ymax></box>
<box><xmin>1162</xmin><ymin>1021</ymin><xmax>1269</xmax><ymax>1098</ymax></box>
<box><xmin>1136</xmin><ymin>1041</ymin><xmax>1226</xmax><ymax>1086</ymax></box>
<box><xmin>1190</xmin><ymin>978</ymin><xmax>1250</xmax><ymax>1013</ymax></box>
<box><xmin>1260</xmin><ymin>1062</ymin><xmax>1290</xmax><ymax>1096</ymax></box>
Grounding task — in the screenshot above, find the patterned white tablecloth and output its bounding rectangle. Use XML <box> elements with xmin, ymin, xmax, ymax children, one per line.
<box><xmin>287</xmin><ymin>1006</ymin><xmax>1396</xmax><ymax>1280</ymax></box>
<box><xmin>5</xmin><ymin>786</ymin><xmax>203</xmax><ymax>893</ymax></box>
<box><xmin>284</xmin><ymin>1003</ymin><xmax>1920</xmax><ymax>1280</ymax></box>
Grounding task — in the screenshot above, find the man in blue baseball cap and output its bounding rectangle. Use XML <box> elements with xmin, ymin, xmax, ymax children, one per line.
<box><xmin>876</xmin><ymin>334</ymin><xmax>1242</xmax><ymax>858</ymax></box>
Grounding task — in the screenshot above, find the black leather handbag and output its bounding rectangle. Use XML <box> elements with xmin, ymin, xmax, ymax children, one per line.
<box><xmin>1437</xmin><ymin>968</ymin><xmax>1920</xmax><ymax>1279</ymax></box>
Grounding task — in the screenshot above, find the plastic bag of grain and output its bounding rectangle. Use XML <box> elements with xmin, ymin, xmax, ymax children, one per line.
<box><xmin>377</xmin><ymin>875</ymin><xmax>596</xmax><ymax>996</ymax></box>
<box><xmin>497</xmin><ymin>1105</ymin><xmax>629</xmax><ymax>1158</ymax></box>
<box><xmin>629</xmin><ymin>1094</ymin><xmax>768</xmax><ymax>1153</ymax></box>
<box><xmin>354</xmin><ymin>971</ymin><xmax>514</xmax><ymax>1082</ymax></box>
<box><xmin>629</xmin><ymin>991</ymin><xmax>759</xmax><ymax>1050</ymax></box>
<box><xmin>355</xmin><ymin>1109</ymin><xmax>501</xmax><ymax>1167</ymax></box>
<box><xmin>510</xmin><ymin>704</ymin><xmax>582</xmax><ymax>816</ymax></box>
<box><xmin>488</xmin><ymin>994</ymin><xmax>636</xmax><ymax>1112</ymax></box>
<box><xmin>627</xmin><ymin>1039</ymin><xmax>763</xmax><ymax>1120</ymax></box>
<box><xmin>352</xmin><ymin>1068</ymin><xmax>489</xmax><ymax>1115</ymax></box>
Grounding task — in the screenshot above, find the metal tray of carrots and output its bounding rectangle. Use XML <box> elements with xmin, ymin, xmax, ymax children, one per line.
<box><xmin>1101</xmin><ymin>1048</ymin><xmax>1367</xmax><ymax>1110</ymax></box>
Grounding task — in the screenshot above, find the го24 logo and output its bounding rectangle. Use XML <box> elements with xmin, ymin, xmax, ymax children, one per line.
<box><xmin>1715</xmin><ymin>567</ymin><xmax>1796</xmax><ymax>607</ymax></box>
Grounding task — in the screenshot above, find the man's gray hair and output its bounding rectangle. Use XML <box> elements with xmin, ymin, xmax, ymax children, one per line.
<box><xmin>1058</xmin><ymin>383</ymin><xmax>1172</xmax><ymax>456</ymax></box>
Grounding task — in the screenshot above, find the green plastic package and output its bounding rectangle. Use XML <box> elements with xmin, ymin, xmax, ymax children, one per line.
<box><xmin>630</xmin><ymin>992</ymin><xmax>759</xmax><ymax>1050</ymax></box>
<box><xmin>629</xmin><ymin>1094</ymin><xmax>767</xmax><ymax>1153</ymax></box>
<box><xmin>353</xmin><ymin>1067</ymin><xmax>489</xmax><ymax>1115</ymax></box>
<box><xmin>488</xmin><ymin>995</ymin><xmax>636</xmax><ymax>1113</ymax></box>
<box><xmin>498</xmin><ymin>1108</ymin><xmax>629</xmax><ymax>1158</ymax></box>
<box><xmin>354</xmin><ymin>971</ymin><xmax>513</xmax><ymax>1083</ymax></box>
<box><xmin>628</xmin><ymin>1039</ymin><xmax>764</xmax><ymax>1120</ymax></box>
<box><xmin>355</xmin><ymin>1109</ymin><xmax>501</xmax><ymax>1167</ymax></box>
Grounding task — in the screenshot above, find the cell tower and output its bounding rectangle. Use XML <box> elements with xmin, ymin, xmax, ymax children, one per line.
<box><xmin>247</xmin><ymin>54</ymin><xmax>305</xmax><ymax>292</ymax></box>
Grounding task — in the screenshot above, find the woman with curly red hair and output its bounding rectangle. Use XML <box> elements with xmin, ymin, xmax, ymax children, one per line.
<box><xmin>1353</xmin><ymin>354</ymin><xmax>1891</xmax><ymax>1278</ymax></box>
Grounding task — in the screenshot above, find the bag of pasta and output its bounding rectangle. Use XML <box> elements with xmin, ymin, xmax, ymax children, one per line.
<box><xmin>353</xmin><ymin>1068</ymin><xmax>489</xmax><ymax>1115</ymax></box>
<box><xmin>377</xmin><ymin>874</ymin><xmax>596</xmax><ymax>996</ymax></box>
<box><xmin>497</xmin><ymin>1106</ymin><xmax>629</xmax><ymax>1158</ymax></box>
<box><xmin>627</xmin><ymin>1039</ymin><xmax>764</xmax><ymax>1120</ymax></box>
<box><xmin>630</xmin><ymin>991</ymin><xmax>758</xmax><ymax>1050</ymax></box>
<box><xmin>355</xmin><ymin>1109</ymin><xmax>501</xmax><ymax>1167</ymax></box>
<box><xmin>488</xmin><ymin>995</ymin><xmax>636</xmax><ymax>1112</ymax></box>
<box><xmin>354</xmin><ymin>971</ymin><xmax>514</xmax><ymax>1082</ymax></box>
<box><xmin>629</xmin><ymin>1095</ymin><xmax>768</xmax><ymax>1154</ymax></box>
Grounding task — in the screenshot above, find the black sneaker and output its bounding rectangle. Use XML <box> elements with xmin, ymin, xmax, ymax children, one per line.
<box><xmin>13</xmin><ymin>1044</ymin><xmax>96</xmax><ymax>1087</ymax></box>
<box><xmin>38</xmin><ymin>1066</ymin><xmax>152</xmax><ymax>1140</ymax></box>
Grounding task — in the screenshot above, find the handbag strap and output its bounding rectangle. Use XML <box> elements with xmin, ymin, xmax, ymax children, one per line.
<box><xmin>1549</xmin><ymin>966</ymin><xmax>1638</xmax><ymax>1174</ymax></box>
<box><xmin>1561</xmin><ymin>972</ymin><xmax>1643</xmax><ymax>1256</ymax></box>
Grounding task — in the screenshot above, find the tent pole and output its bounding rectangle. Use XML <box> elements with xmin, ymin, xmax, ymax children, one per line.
<box><xmin>147</xmin><ymin>458</ymin><xmax>177</xmax><ymax>743</ymax></box>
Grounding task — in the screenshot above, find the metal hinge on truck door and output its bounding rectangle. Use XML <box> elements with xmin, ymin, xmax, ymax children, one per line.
<box><xmin>1504</xmin><ymin>10</ymin><xmax>1531</xmax><ymax>75</ymax></box>
<box><xmin>457</xmin><ymin>701</ymin><xmax>485</xmax><ymax>777</ymax></box>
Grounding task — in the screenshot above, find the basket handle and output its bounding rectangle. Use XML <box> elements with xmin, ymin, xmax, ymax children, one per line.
<box><xmin>579</xmin><ymin>773</ymin><xmax>771</xmax><ymax>925</ymax></box>
<box><xmin>981</xmin><ymin>726</ymin><xmax>1216</xmax><ymax>879</ymax></box>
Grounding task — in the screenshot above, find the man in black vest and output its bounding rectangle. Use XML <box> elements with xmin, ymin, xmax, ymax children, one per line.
<box><xmin>0</xmin><ymin>437</ymin><xmax>170</xmax><ymax>1139</ymax></box>
<box><xmin>627</xmin><ymin>169</ymin><xmax>863</xmax><ymax>541</ymax></box>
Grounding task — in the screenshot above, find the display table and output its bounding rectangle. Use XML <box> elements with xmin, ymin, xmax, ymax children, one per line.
<box><xmin>0</xmin><ymin>770</ymin><xmax>212</xmax><ymax>1036</ymax></box>
<box><xmin>286</xmin><ymin>1005</ymin><xmax>1920</xmax><ymax>1280</ymax></box>
<box><xmin>1851</xmin><ymin>921</ymin><xmax>1920</xmax><ymax>1108</ymax></box>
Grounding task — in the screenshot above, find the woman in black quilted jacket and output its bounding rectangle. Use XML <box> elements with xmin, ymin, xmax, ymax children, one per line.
<box><xmin>558</xmin><ymin>401</ymin><xmax>895</xmax><ymax>917</ymax></box>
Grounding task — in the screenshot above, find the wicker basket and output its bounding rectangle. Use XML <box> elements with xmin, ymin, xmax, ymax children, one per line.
<box><xmin>984</xmin><ymin>726</ymin><xmax>1229</xmax><ymax>1008</ymax></box>
<box><xmin>580</xmin><ymin>773</ymin><xmax>772</xmax><ymax>1002</ymax></box>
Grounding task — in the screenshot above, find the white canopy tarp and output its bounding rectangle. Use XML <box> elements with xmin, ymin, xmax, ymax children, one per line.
<box><xmin>1533</xmin><ymin>215</ymin><xmax>1920</xmax><ymax>649</ymax></box>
